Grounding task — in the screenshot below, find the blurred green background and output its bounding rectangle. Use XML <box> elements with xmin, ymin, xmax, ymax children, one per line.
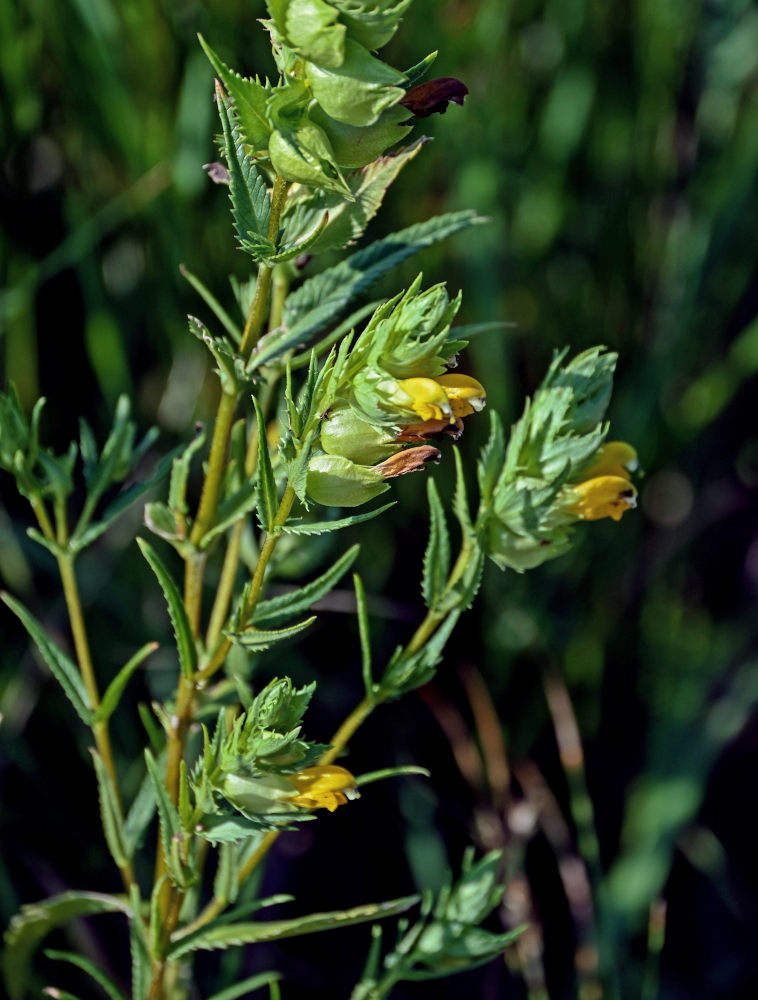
<box><xmin>2</xmin><ymin>0</ymin><xmax>758</xmax><ymax>997</ymax></box>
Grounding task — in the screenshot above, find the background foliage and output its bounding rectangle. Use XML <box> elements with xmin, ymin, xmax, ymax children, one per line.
<box><xmin>2</xmin><ymin>0</ymin><xmax>758</xmax><ymax>997</ymax></box>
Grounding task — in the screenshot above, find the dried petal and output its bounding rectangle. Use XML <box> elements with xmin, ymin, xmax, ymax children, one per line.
<box><xmin>374</xmin><ymin>445</ymin><xmax>441</xmax><ymax>478</ymax></box>
<box><xmin>400</xmin><ymin>77</ymin><xmax>468</xmax><ymax>118</ymax></box>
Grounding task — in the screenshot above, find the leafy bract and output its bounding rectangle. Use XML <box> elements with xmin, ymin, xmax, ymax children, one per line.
<box><xmin>252</xmin><ymin>210</ymin><xmax>486</xmax><ymax>369</ymax></box>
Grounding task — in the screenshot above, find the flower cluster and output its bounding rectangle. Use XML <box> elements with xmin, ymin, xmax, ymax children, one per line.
<box><xmin>307</xmin><ymin>278</ymin><xmax>486</xmax><ymax>506</ymax></box>
<box><xmin>480</xmin><ymin>348</ymin><xmax>638</xmax><ymax>572</ymax></box>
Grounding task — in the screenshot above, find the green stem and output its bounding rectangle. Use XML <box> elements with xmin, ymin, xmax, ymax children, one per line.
<box><xmin>405</xmin><ymin>540</ymin><xmax>473</xmax><ymax>655</ymax></box>
<box><xmin>239</xmin><ymin>177</ymin><xmax>289</xmax><ymax>359</ymax></box>
<box><xmin>58</xmin><ymin>553</ymin><xmax>136</xmax><ymax>892</ymax></box>
<box><xmin>188</xmin><ymin>390</ymin><xmax>238</xmax><ymax>551</ymax></box>
<box><xmin>203</xmin><ymin>484</ymin><xmax>296</xmax><ymax>679</ymax></box>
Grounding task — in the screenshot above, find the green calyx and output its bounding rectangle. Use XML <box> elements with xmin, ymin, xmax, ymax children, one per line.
<box><xmin>306</xmin><ymin>453</ymin><xmax>389</xmax><ymax>507</ymax></box>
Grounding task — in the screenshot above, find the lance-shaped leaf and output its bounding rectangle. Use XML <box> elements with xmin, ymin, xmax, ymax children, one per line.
<box><xmin>93</xmin><ymin>642</ymin><xmax>158</xmax><ymax>723</ymax></box>
<box><xmin>1</xmin><ymin>891</ymin><xmax>130</xmax><ymax>1000</ymax></box>
<box><xmin>281</xmin><ymin>501</ymin><xmax>396</xmax><ymax>535</ymax></box>
<box><xmin>205</xmin><ymin>972</ymin><xmax>283</xmax><ymax>1000</ymax></box>
<box><xmin>213</xmin><ymin>843</ymin><xmax>241</xmax><ymax>905</ymax></box>
<box><xmin>422</xmin><ymin>479</ymin><xmax>450</xmax><ymax>610</ymax></box>
<box><xmin>180</xmin><ymin>264</ymin><xmax>242</xmax><ymax>344</ymax></box>
<box><xmin>144</xmin><ymin>750</ymin><xmax>186</xmax><ymax>886</ymax></box>
<box><xmin>124</xmin><ymin>763</ymin><xmax>158</xmax><ymax>858</ymax></box>
<box><xmin>253</xmin><ymin>543</ymin><xmax>359</xmax><ymax>627</ymax></box>
<box><xmin>91</xmin><ymin>751</ymin><xmax>128</xmax><ymax>869</ymax></box>
<box><xmin>43</xmin><ymin>950</ymin><xmax>128</xmax><ymax>1000</ymax></box>
<box><xmin>1</xmin><ymin>592</ymin><xmax>92</xmax><ymax>724</ymax></box>
<box><xmin>216</xmin><ymin>84</ymin><xmax>271</xmax><ymax>249</ymax></box>
<box><xmin>353</xmin><ymin>573</ymin><xmax>373</xmax><ymax>695</ymax></box>
<box><xmin>253</xmin><ymin>396</ymin><xmax>278</xmax><ymax>533</ymax></box>
<box><xmin>169</xmin><ymin>895</ymin><xmax>420</xmax><ymax>958</ymax></box>
<box><xmin>137</xmin><ymin>539</ymin><xmax>197</xmax><ymax>678</ymax></box>
<box><xmin>228</xmin><ymin>616</ymin><xmax>316</xmax><ymax>652</ymax></box>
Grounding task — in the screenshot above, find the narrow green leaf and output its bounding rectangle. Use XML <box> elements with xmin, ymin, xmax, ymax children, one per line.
<box><xmin>355</xmin><ymin>766</ymin><xmax>431</xmax><ymax>787</ymax></box>
<box><xmin>353</xmin><ymin>574</ymin><xmax>373</xmax><ymax>695</ymax></box>
<box><xmin>72</xmin><ymin>447</ymin><xmax>178</xmax><ymax>553</ymax></box>
<box><xmin>253</xmin><ymin>396</ymin><xmax>278</xmax><ymax>533</ymax></box>
<box><xmin>227</xmin><ymin>616</ymin><xmax>316</xmax><ymax>652</ymax></box>
<box><xmin>123</xmin><ymin>764</ymin><xmax>158</xmax><ymax>858</ymax></box>
<box><xmin>43</xmin><ymin>950</ymin><xmax>128</xmax><ymax>1000</ymax></box>
<box><xmin>422</xmin><ymin>479</ymin><xmax>450</xmax><ymax>610</ymax></box>
<box><xmin>168</xmin><ymin>426</ymin><xmax>207</xmax><ymax>516</ymax></box>
<box><xmin>128</xmin><ymin>886</ymin><xmax>150</xmax><ymax>1000</ymax></box>
<box><xmin>169</xmin><ymin>895</ymin><xmax>420</xmax><ymax>958</ymax></box>
<box><xmin>1</xmin><ymin>891</ymin><xmax>129</xmax><ymax>1000</ymax></box>
<box><xmin>253</xmin><ymin>544</ymin><xmax>360</xmax><ymax>627</ymax></box>
<box><xmin>93</xmin><ymin>642</ymin><xmax>158</xmax><ymax>723</ymax></box>
<box><xmin>451</xmin><ymin>448</ymin><xmax>474</xmax><ymax>541</ymax></box>
<box><xmin>1</xmin><ymin>592</ymin><xmax>92</xmax><ymax>724</ymax></box>
<box><xmin>144</xmin><ymin>750</ymin><xmax>183</xmax><ymax>885</ymax></box>
<box><xmin>180</xmin><ymin>264</ymin><xmax>242</xmax><ymax>344</ymax></box>
<box><xmin>204</xmin><ymin>972</ymin><xmax>283</xmax><ymax>1000</ymax></box>
<box><xmin>213</xmin><ymin>843</ymin><xmax>241</xmax><ymax>906</ymax></box>
<box><xmin>91</xmin><ymin>751</ymin><xmax>128</xmax><ymax>868</ymax></box>
<box><xmin>179</xmin><ymin>760</ymin><xmax>192</xmax><ymax>829</ymax></box>
<box><xmin>137</xmin><ymin>539</ymin><xmax>197</xmax><ymax>678</ymax></box>
<box><xmin>281</xmin><ymin>502</ymin><xmax>395</xmax><ymax>535</ymax></box>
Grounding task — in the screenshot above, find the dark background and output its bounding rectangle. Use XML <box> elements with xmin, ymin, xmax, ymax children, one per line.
<box><xmin>2</xmin><ymin>0</ymin><xmax>758</xmax><ymax>997</ymax></box>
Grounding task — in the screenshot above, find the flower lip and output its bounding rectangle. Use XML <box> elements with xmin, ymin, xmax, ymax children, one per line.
<box><xmin>567</xmin><ymin>474</ymin><xmax>638</xmax><ymax>522</ymax></box>
<box><xmin>285</xmin><ymin>765</ymin><xmax>359</xmax><ymax>812</ymax></box>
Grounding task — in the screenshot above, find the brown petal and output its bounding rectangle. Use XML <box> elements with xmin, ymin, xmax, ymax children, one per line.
<box><xmin>396</xmin><ymin>418</ymin><xmax>464</xmax><ymax>443</ymax></box>
<box><xmin>400</xmin><ymin>78</ymin><xmax>469</xmax><ymax>118</ymax></box>
<box><xmin>374</xmin><ymin>445</ymin><xmax>442</xmax><ymax>478</ymax></box>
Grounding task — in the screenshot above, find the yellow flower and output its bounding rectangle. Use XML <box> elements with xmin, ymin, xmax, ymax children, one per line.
<box><xmin>567</xmin><ymin>474</ymin><xmax>638</xmax><ymax>522</ymax></box>
<box><xmin>397</xmin><ymin>377</ymin><xmax>453</xmax><ymax>421</ymax></box>
<box><xmin>397</xmin><ymin>373</ymin><xmax>486</xmax><ymax>422</ymax></box>
<box><xmin>580</xmin><ymin>441</ymin><xmax>639</xmax><ymax>481</ymax></box>
<box><xmin>285</xmin><ymin>765</ymin><xmax>360</xmax><ymax>812</ymax></box>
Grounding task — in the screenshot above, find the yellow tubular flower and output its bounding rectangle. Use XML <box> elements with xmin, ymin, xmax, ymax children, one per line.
<box><xmin>568</xmin><ymin>475</ymin><xmax>638</xmax><ymax>522</ymax></box>
<box><xmin>397</xmin><ymin>377</ymin><xmax>453</xmax><ymax>422</ymax></box>
<box><xmin>580</xmin><ymin>441</ymin><xmax>639</xmax><ymax>481</ymax></box>
<box><xmin>434</xmin><ymin>373</ymin><xmax>487</xmax><ymax>418</ymax></box>
<box><xmin>285</xmin><ymin>765</ymin><xmax>360</xmax><ymax>812</ymax></box>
